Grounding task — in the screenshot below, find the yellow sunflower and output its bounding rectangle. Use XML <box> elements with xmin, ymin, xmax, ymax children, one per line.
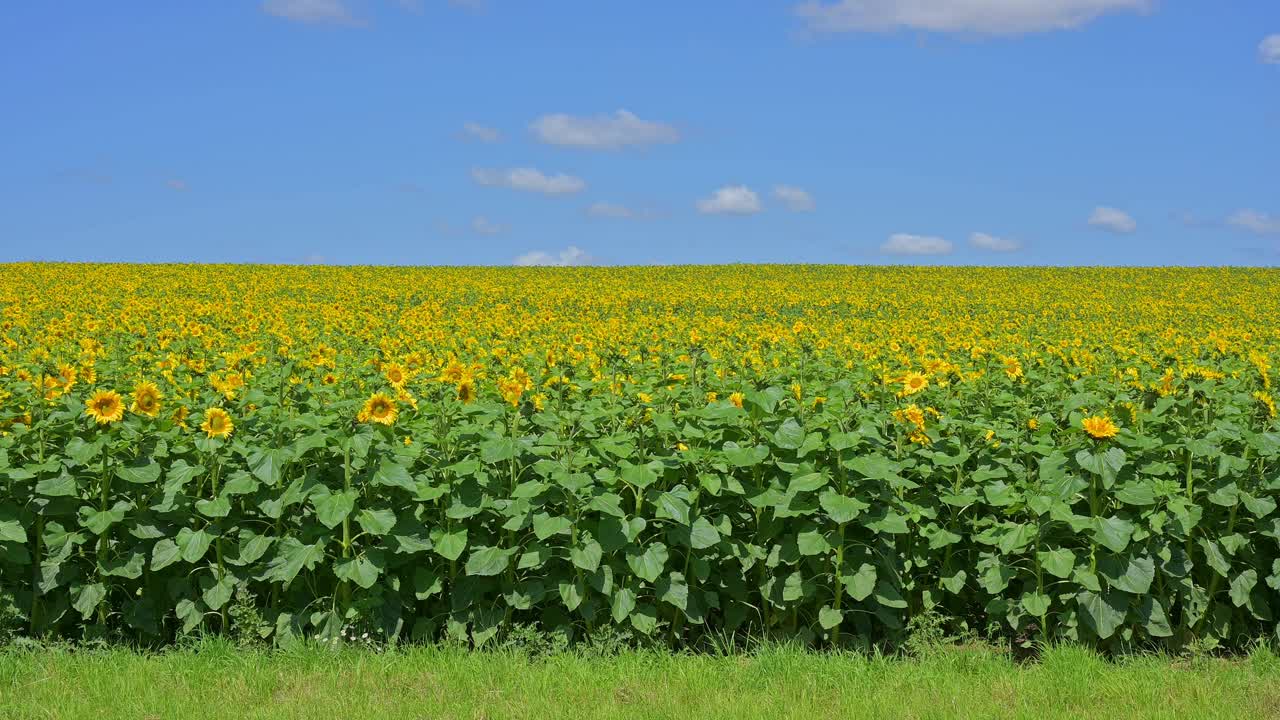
<box><xmin>456</xmin><ymin>379</ymin><xmax>477</xmax><ymax>404</ymax></box>
<box><xmin>131</xmin><ymin>381</ymin><xmax>162</xmax><ymax>417</ymax></box>
<box><xmin>898</xmin><ymin>372</ymin><xmax>928</xmax><ymax>397</ymax></box>
<box><xmin>359</xmin><ymin>392</ymin><xmax>398</xmax><ymax>425</ymax></box>
<box><xmin>201</xmin><ymin>408</ymin><xmax>234</xmax><ymax>438</ymax></box>
<box><xmin>85</xmin><ymin>389</ymin><xmax>125</xmax><ymax>425</ymax></box>
<box><xmin>1081</xmin><ymin>415</ymin><xmax>1118</xmax><ymax>440</ymax></box>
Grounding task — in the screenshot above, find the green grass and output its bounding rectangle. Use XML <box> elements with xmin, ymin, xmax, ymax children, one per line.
<box><xmin>2</xmin><ymin>642</ymin><xmax>1279</xmax><ymax>720</ymax></box>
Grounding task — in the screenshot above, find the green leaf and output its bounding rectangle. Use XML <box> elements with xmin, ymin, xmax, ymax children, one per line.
<box><xmin>0</xmin><ymin>520</ymin><xmax>26</xmax><ymax>544</ymax></box>
<box><xmin>373</xmin><ymin>461</ymin><xmax>416</xmax><ymax>491</ymax></box>
<box><xmin>194</xmin><ymin>496</ymin><xmax>232</xmax><ymax>518</ymax></box>
<box><xmin>787</xmin><ymin>471</ymin><xmax>828</xmax><ymax>494</ymax></box>
<box><xmin>335</xmin><ymin>552</ymin><xmax>383</xmax><ymax>589</ymax></box>
<box><xmin>722</xmin><ymin>442</ymin><xmax>769</xmax><ymax>467</ymax></box>
<box><xmin>818</xmin><ymin>605</ymin><xmax>843</xmax><ymax>630</ymax></box>
<box><xmin>533</xmin><ymin>514</ymin><xmax>573</xmax><ymax>540</ymax></box>
<box><xmin>264</xmin><ymin>538</ymin><xmax>326</xmax><ymax>587</ymax></box>
<box><xmin>1099</xmin><ymin>553</ymin><xmax>1155</xmax><ymax>595</ymax></box>
<box><xmin>36</xmin><ymin>471</ymin><xmax>78</xmax><ymax>497</ymax></box>
<box><xmin>626</xmin><ymin>543</ymin><xmax>669</xmax><ymax>583</ymax></box>
<box><xmin>773</xmin><ymin>418</ymin><xmax>806</xmax><ymax>450</ymax></box>
<box><xmin>150</xmin><ymin>538</ymin><xmax>181</xmax><ymax>571</ymax></box>
<box><xmin>688</xmin><ymin>517</ymin><xmax>721</xmax><ymax>550</ymax></box>
<box><xmin>1038</xmin><ymin>548</ymin><xmax>1076</xmax><ymax>579</ymax></box>
<box><xmin>465</xmin><ymin>546</ymin><xmax>514</xmax><ymax>576</ymax></box>
<box><xmin>1229</xmin><ymin>569</ymin><xmax>1258</xmax><ymax>608</ymax></box>
<box><xmin>72</xmin><ymin>583</ymin><xmax>106</xmax><ymax>620</ymax></box>
<box><xmin>797</xmin><ymin>529</ymin><xmax>830</xmax><ymax>556</ymax></box>
<box><xmin>611</xmin><ymin>587</ymin><xmax>637</xmax><ymax>622</ymax></box>
<box><xmin>819</xmin><ymin>491</ymin><xmax>868</xmax><ymax>524</ymax></box>
<box><xmin>432</xmin><ymin>529</ymin><xmax>468</xmax><ymax>561</ymax></box>
<box><xmin>312</xmin><ymin>490</ymin><xmax>357</xmax><ymax>529</ymax></box>
<box><xmin>620</xmin><ymin>462</ymin><xmax>660</xmax><ymax>488</ymax></box>
<box><xmin>571</xmin><ymin>539</ymin><xmax>603</xmax><ymax>572</ymax></box>
<box><xmin>176</xmin><ymin>525</ymin><xmax>213</xmax><ymax>563</ymax></box>
<box><xmin>356</xmin><ymin>508</ymin><xmax>397</xmax><ymax>536</ymax></box>
<box><xmin>1077</xmin><ymin>589</ymin><xmax>1129</xmax><ymax>640</ymax></box>
<box><xmin>248</xmin><ymin>447</ymin><xmax>290</xmax><ymax>485</ymax></box>
<box><xmin>202</xmin><ymin>573</ymin><xmax>236</xmax><ymax>610</ymax></box>
<box><xmin>844</xmin><ymin>563</ymin><xmax>876</xmax><ymax>602</ymax></box>
<box><xmin>1114</xmin><ymin>481</ymin><xmax>1157</xmax><ymax>506</ymax></box>
<box><xmin>115</xmin><ymin>460</ymin><xmax>161</xmax><ymax>484</ymax></box>
<box><xmin>866</xmin><ymin>512</ymin><xmax>909</xmax><ymax>535</ymax></box>
<box><xmin>1090</xmin><ymin>516</ymin><xmax>1134</xmax><ymax>553</ymax></box>
<box><xmin>1021</xmin><ymin>591</ymin><xmax>1051</xmax><ymax>617</ymax></box>
<box><xmin>873</xmin><ymin>582</ymin><xmax>908</xmax><ymax>609</ymax></box>
<box><xmin>1137</xmin><ymin>596</ymin><xmax>1173</xmax><ymax>637</ymax></box>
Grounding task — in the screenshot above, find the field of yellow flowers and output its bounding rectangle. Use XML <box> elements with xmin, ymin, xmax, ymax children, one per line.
<box><xmin>1</xmin><ymin>263</ymin><xmax>1278</xmax><ymax>649</ymax></box>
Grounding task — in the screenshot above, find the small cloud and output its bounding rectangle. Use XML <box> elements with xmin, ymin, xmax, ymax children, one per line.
<box><xmin>1088</xmin><ymin>206</ymin><xmax>1137</xmax><ymax>234</ymax></box>
<box><xmin>969</xmin><ymin>231</ymin><xmax>1021</xmax><ymax>252</ymax></box>
<box><xmin>472</xmin><ymin>167</ymin><xmax>586</xmax><ymax>195</ymax></box>
<box><xmin>1227</xmin><ymin>209</ymin><xmax>1280</xmax><ymax>235</ymax></box>
<box><xmin>774</xmin><ymin>185</ymin><xmax>816</xmax><ymax>212</ymax></box>
<box><xmin>261</xmin><ymin>0</ymin><xmax>359</xmax><ymax>25</ymax></box>
<box><xmin>531</xmin><ymin>110</ymin><xmax>680</xmax><ymax>151</ymax></box>
<box><xmin>586</xmin><ymin>202</ymin><xmax>636</xmax><ymax>219</ymax></box>
<box><xmin>881</xmin><ymin>233</ymin><xmax>952</xmax><ymax>255</ymax></box>
<box><xmin>472</xmin><ymin>216</ymin><xmax>506</xmax><ymax>235</ymax></box>
<box><xmin>166</xmin><ymin>179</ymin><xmax>188</xmax><ymax>192</ymax></box>
<box><xmin>1260</xmin><ymin>34</ymin><xmax>1280</xmax><ymax>64</ymax></box>
<box><xmin>461</xmin><ymin>122</ymin><xmax>501</xmax><ymax>143</ymax></box>
<box><xmin>514</xmin><ymin>246</ymin><xmax>595</xmax><ymax>266</ymax></box>
<box><xmin>697</xmin><ymin>185</ymin><xmax>762</xmax><ymax>215</ymax></box>
<box><xmin>794</xmin><ymin>0</ymin><xmax>1153</xmax><ymax>36</ymax></box>
<box><xmin>303</xmin><ymin>254</ymin><xmax>328</xmax><ymax>264</ymax></box>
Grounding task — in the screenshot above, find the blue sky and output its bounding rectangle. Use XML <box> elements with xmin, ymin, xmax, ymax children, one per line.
<box><xmin>1</xmin><ymin>1</ymin><xmax>1277</xmax><ymax>266</ymax></box>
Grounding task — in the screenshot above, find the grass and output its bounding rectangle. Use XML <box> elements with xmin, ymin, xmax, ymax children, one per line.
<box><xmin>1</xmin><ymin>641</ymin><xmax>1279</xmax><ymax>720</ymax></box>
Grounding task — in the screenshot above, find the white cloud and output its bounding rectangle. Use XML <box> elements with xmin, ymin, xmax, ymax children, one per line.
<box><xmin>261</xmin><ymin>0</ymin><xmax>356</xmax><ymax>25</ymax></box>
<box><xmin>881</xmin><ymin>233</ymin><xmax>953</xmax><ymax>255</ymax></box>
<box><xmin>795</xmin><ymin>0</ymin><xmax>1152</xmax><ymax>35</ymax></box>
<box><xmin>587</xmin><ymin>202</ymin><xmax>636</xmax><ymax>219</ymax></box>
<box><xmin>532</xmin><ymin>110</ymin><xmax>680</xmax><ymax>150</ymax></box>
<box><xmin>472</xmin><ymin>167</ymin><xmax>586</xmax><ymax>195</ymax></box>
<box><xmin>1261</xmin><ymin>34</ymin><xmax>1280</xmax><ymax>64</ymax></box>
<box><xmin>697</xmin><ymin>186</ymin><xmax>762</xmax><ymax>215</ymax></box>
<box><xmin>472</xmin><ymin>216</ymin><xmax>506</xmax><ymax>235</ymax></box>
<box><xmin>461</xmin><ymin>122</ymin><xmax>501</xmax><ymax>143</ymax></box>
<box><xmin>1227</xmin><ymin>209</ymin><xmax>1280</xmax><ymax>235</ymax></box>
<box><xmin>773</xmin><ymin>185</ymin><xmax>816</xmax><ymax>212</ymax></box>
<box><xmin>969</xmin><ymin>232</ymin><xmax>1021</xmax><ymax>252</ymax></box>
<box><xmin>514</xmin><ymin>246</ymin><xmax>595</xmax><ymax>266</ymax></box>
<box><xmin>1088</xmin><ymin>206</ymin><xmax>1137</xmax><ymax>234</ymax></box>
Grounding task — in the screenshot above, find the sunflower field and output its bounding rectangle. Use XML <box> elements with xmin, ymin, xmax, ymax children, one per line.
<box><xmin>1</xmin><ymin>263</ymin><xmax>1279</xmax><ymax>650</ymax></box>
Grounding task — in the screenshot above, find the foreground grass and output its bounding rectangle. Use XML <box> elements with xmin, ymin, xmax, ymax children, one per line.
<box><xmin>1</xmin><ymin>642</ymin><xmax>1279</xmax><ymax>720</ymax></box>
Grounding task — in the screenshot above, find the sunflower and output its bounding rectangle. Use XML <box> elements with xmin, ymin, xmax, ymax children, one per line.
<box><xmin>384</xmin><ymin>363</ymin><xmax>409</xmax><ymax>388</ymax></box>
<box><xmin>1081</xmin><ymin>415</ymin><xmax>1118</xmax><ymax>440</ymax></box>
<box><xmin>729</xmin><ymin>392</ymin><xmax>744</xmax><ymax>409</ymax></box>
<box><xmin>201</xmin><ymin>408</ymin><xmax>234</xmax><ymax>438</ymax></box>
<box><xmin>359</xmin><ymin>392</ymin><xmax>398</xmax><ymax>425</ymax></box>
<box><xmin>85</xmin><ymin>389</ymin><xmax>124</xmax><ymax>425</ymax></box>
<box><xmin>456</xmin><ymin>379</ymin><xmax>477</xmax><ymax>404</ymax></box>
<box><xmin>131</xmin><ymin>381</ymin><xmax>162</xmax><ymax>417</ymax></box>
<box><xmin>898</xmin><ymin>372</ymin><xmax>928</xmax><ymax>397</ymax></box>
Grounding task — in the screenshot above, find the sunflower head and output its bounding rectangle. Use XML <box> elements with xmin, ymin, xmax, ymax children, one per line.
<box><xmin>359</xmin><ymin>393</ymin><xmax>398</xmax><ymax>425</ymax></box>
<box><xmin>729</xmin><ymin>391</ymin><xmax>744</xmax><ymax>409</ymax></box>
<box><xmin>85</xmin><ymin>389</ymin><xmax>124</xmax><ymax>425</ymax></box>
<box><xmin>456</xmin><ymin>379</ymin><xmax>477</xmax><ymax>404</ymax></box>
<box><xmin>131</xmin><ymin>381</ymin><xmax>162</xmax><ymax>417</ymax></box>
<box><xmin>1081</xmin><ymin>415</ymin><xmax>1119</xmax><ymax>440</ymax></box>
<box><xmin>898</xmin><ymin>372</ymin><xmax>929</xmax><ymax>397</ymax></box>
<box><xmin>384</xmin><ymin>363</ymin><xmax>409</xmax><ymax>387</ymax></box>
<box><xmin>201</xmin><ymin>408</ymin><xmax>234</xmax><ymax>438</ymax></box>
